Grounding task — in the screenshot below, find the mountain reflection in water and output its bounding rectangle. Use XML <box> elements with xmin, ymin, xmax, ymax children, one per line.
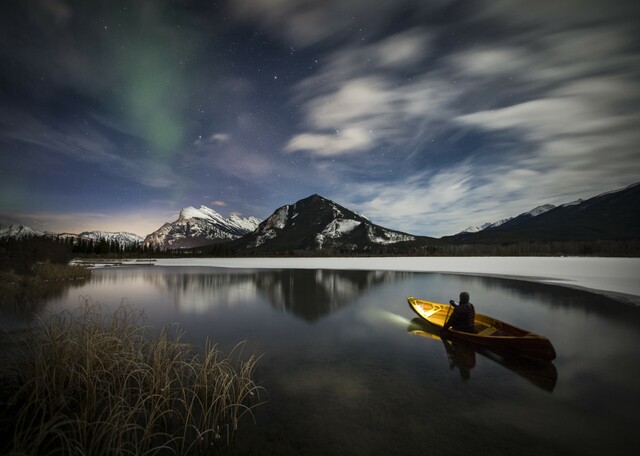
<box><xmin>255</xmin><ymin>269</ymin><xmax>410</xmax><ymax>321</ymax></box>
<box><xmin>87</xmin><ymin>268</ymin><xmax>410</xmax><ymax>322</ymax></box>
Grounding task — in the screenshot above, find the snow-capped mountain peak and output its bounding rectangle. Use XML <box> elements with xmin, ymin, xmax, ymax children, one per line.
<box><xmin>144</xmin><ymin>205</ymin><xmax>261</xmax><ymax>249</ymax></box>
<box><xmin>179</xmin><ymin>205</ymin><xmax>227</xmax><ymax>223</ymax></box>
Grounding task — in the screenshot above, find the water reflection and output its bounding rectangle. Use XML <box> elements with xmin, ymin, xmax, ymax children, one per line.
<box><xmin>87</xmin><ymin>268</ymin><xmax>411</xmax><ymax>322</ymax></box>
<box><xmin>408</xmin><ymin>318</ymin><xmax>558</xmax><ymax>391</ymax></box>
<box><xmin>255</xmin><ymin>269</ymin><xmax>410</xmax><ymax>321</ymax></box>
<box><xmin>0</xmin><ymin>278</ymin><xmax>88</xmax><ymax>326</ymax></box>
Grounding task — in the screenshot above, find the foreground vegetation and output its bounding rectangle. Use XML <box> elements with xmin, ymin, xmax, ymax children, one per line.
<box><xmin>1</xmin><ymin>303</ymin><xmax>264</xmax><ymax>455</ymax></box>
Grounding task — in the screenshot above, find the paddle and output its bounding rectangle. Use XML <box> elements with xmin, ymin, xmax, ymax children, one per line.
<box><xmin>442</xmin><ymin>300</ymin><xmax>455</xmax><ymax>332</ymax></box>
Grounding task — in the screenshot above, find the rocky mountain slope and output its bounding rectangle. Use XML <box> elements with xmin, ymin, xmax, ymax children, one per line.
<box><xmin>231</xmin><ymin>194</ymin><xmax>439</xmax><ymax>253</ymax></box>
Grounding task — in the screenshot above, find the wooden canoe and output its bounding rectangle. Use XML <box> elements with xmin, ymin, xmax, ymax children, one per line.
<box><xmin>407</xmin><ymin>297</ymin><xmax>556</xmax><ymax>360</ymax></box>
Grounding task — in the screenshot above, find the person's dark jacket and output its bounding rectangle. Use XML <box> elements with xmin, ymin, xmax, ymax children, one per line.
<box><xmin>443</xmin><ymin>301</ymin><xmax>476</xmax><ymax>333</ymax></box>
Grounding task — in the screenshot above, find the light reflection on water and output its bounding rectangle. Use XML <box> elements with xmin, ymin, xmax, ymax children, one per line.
<box><xmin>4</xmin><ymin>266</ymin><xmax>639</xmax><ymax>455</ymax></box>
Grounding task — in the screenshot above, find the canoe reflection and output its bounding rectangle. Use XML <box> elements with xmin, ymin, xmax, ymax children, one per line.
<box><xmin>408</xmin><ymin>318</ymin><xmax>558</xmax><ymax>392</ymax></box>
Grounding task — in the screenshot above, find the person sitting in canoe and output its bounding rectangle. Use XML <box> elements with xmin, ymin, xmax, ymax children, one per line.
<box><xmin>443</xmin><ymin>291</ymin><xmax>477</xmax><ymax>334</ymax></box>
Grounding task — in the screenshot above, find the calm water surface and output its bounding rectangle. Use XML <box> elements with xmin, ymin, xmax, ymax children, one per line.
<box><xmin>4</xmin><ymin>266</ymin><xmax>640</xmax><ymax>455</ymax></box>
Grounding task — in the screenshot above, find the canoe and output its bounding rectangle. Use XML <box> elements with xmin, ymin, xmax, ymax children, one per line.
<box><xmin>407</xmin><ymin>318</ymin><xmax>558</xmax><ymax>392</ymax></box>
<box><xmin>407</xmin><ymin>297</ymin><xmax>556</xmax><ymax>360</ymax></box>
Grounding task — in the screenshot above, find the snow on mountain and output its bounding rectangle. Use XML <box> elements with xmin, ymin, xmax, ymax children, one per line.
<box><xmin>561</xmin><ymin>199</ymin><xmax>584</xmax><ymax>207</ymax></box>
<box><xmin>77</xmin><ymin>231</ymin><xmax>144</xmax><ymax>246</ymax></box>
<box><xmin>0</xmin><ymin>224</ymin><xmax>51</xmax><ymax>239</ymax></box>
<box><xmin>144</xmin><ymin>205</ymin><xmax>261</xmax><ymax>250</ymax></box>
<box><xmin>322</xmin><ymin>219</ymin><xmax>361</xmax><ymax>239</ymax></box>
<box><xmin>459</xmin><ymin>222</ymin><xmax>496</xmax><ymax>234</ymax></box>
<box><xmin>458</xmin><ymin>218</ymin><xmax>512</xmax><ymax>235</ymax></box>
<box><xmin>0</xmin><ymin>224</ymin><xmax>143</xmax><ymax>247</ymax></box>
<box><xmin>366</xmin><ymin>225</ymin><xmax>415</xmax><ymax>245</ymax></box>
<box><xmin>457</xmin><ymin>204</ymin><xmax>556</xmax><ymax>235</ymax></box>
<box><xmin>239</xmin><ymin>194</ymin><xmax>424</xmax><ymax>252</ymax></box>
<box><xmin>524</xmin><ymin>204</ymin><xmax>556</xmax><ymax>217</ymax></box>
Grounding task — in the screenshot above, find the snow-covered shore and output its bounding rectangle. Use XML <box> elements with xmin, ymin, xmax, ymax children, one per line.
<box><xmin>144</xmin><ymin>257</ymin><xmax>640</xmax><ymax>305</ymax></box>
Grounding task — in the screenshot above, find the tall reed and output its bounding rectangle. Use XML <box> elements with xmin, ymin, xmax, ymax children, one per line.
<box><xmin>2</xmin><ymin>301</ymin><xmax>264</xmax><ymax>455</ymax></box>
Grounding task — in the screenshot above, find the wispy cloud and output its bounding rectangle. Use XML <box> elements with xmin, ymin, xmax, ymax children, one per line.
<box><xmin>341</xmin><ymin>164</ymin><xmax>480</xmax><ymax>236</ymax></box>
<box><xmin>231</xmin><ymin>0</ymin><xmax>452</xmax><ymax>47</ymax></box>
<box><xmin>285</xmin><ymin>29</ymin><xmax>456</xmax><ymax>157</ymax></box>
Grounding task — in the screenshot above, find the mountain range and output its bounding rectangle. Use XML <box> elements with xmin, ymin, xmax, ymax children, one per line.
<box><xmin>458</xmin><ymin>204</ymin><xmax>556</xmax><ymax>234</ymax></box>
<box><xmin>447</xmin><ymin>182</ymin><xmax>640</xmax><ymax>243</ymax></box>
<box><xmin>2</xmin><ymin>182</ymin><xmax>638</xmax><ymax>253</ymax></box>
<box><xmin>0</xmin><ymin>225</ymin><xmax>144</xmax><ymax>247</ymax></box>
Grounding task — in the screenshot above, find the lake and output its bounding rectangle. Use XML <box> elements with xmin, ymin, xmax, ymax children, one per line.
<box><xmin>3</xmin><ymin>264</ymin><xmax>639</xmax><ymax>455</ymax></box>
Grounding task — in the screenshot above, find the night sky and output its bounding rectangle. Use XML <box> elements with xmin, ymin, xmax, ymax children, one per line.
<box><xmin>1</xmin><ymin>0</ymin><xmax>639</xmax><ymax>237</ymax></box>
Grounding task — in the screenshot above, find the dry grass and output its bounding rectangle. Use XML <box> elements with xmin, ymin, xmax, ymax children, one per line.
<box><xmin>2</xmin><ymin>301</ymin><xmax>264</xmax><ymax>455</ymax></box>
<box><xmin>31</xmin><ymin>262</ymin><xmax>91</xmax><ymax>281</ymax></box>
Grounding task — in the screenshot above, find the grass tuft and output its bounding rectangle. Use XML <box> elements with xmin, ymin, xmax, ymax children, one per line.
<box><xmin>2</xmin><ymin>301</ymin><xmax>265</xmax><ymax>455</ymax></box>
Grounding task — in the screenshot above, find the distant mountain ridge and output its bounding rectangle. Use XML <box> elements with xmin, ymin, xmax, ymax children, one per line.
<box><xmin>449</xmin><ymin>182</ymin><xmax>640</xmax><ymax>243</ymax></box>
<box><xmin>76</xmin><ymin>231</ymin><xmax>144</xmax><ymax>246</ymax></box>
<box><xmin>458</xmin><ymin>204</ymin><xmax>556</xmax><ymax>235</ymax></box>
<box><xmin>0</xmin><ymin>225</ymin><xmax>143</xmax><ymax>247</ymax></box>
<box><xmin>0</xmin><ymin>224</ymin><xmax>53</xmax><ymax>239</ymax></box>
<box><xmin>143</xmin><ymin>205</ymin><xmax>261</xmax><ymax>250</ymax></box>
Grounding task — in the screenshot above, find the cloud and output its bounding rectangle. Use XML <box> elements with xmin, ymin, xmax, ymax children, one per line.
<box><xmin>194</xmin><ymin>133</ymin><xmax>232</xmax><ymax>146</ymax></box>
<box><xmin>230</xmin><ymin>0</ymin><xmax>451</xmax><ymax>47</ymax></box>
<box><xmin>455</xmin><ymin>74</ymin><xmax>640</xmax><ymax>201</ymax></box>
<box><xmin>285</xmin><ymin>29</ymin><xmax>456</xmax><ymax>157</ymax></box>
<box><xmin>341</xmin><ymin>164</ymin><xmax>480</xmax><ymax>236</ymax></box>
<box><xmin>211</xmin><ymin>200</ymin><xmax>226</xmax><ymax>207</ymax></box>
<box><xmin>471</xmin><ymin>0</ymin><xmax>639</xmax><ymax>30</ymax></box>
<box><xmin>285</xmin><ymin>128</ymin><xmax>373</xmax><ymax>157</ymax></box>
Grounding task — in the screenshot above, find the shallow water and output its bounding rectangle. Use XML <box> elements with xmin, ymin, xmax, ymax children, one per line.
<box><xmin>3</xmin><ymin>266</ymin><xmax>639</xmax><ymax>455</ymax></box>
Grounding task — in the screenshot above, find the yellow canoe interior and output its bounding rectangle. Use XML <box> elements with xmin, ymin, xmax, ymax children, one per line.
<box><xmin>407</xmin><ymin>297</ymin><xmax>556</xmax><ymax>360</ymax></box>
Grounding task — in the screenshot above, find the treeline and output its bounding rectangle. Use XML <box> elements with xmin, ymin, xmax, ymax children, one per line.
<box><xmin>131</xmin><ymin>239</ymin><xmax>640</xmax><ymax>257</ymax></box>
<box><xmin>429</xmin><ymin>240</ymin><xmax>640</xmax><ymax>257</ymax></box>
<box><xmin>3</xmin><ymin>236</ymin><xmax>639</xmax><ymax>266</ymax></box>
<box><xmin>1</xmin><ymin>237</ymin><xmax>74</xmax><ymax>274</ymax></box>
<box><xmin>68</xmin><ymin>237</ymin><xmax>147</xmax><ymax>255</ymax></box>
<box><xmin>234</xmin><ymin>239</ymin><xmax>640</xmax><ymax>257</ymax></box>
